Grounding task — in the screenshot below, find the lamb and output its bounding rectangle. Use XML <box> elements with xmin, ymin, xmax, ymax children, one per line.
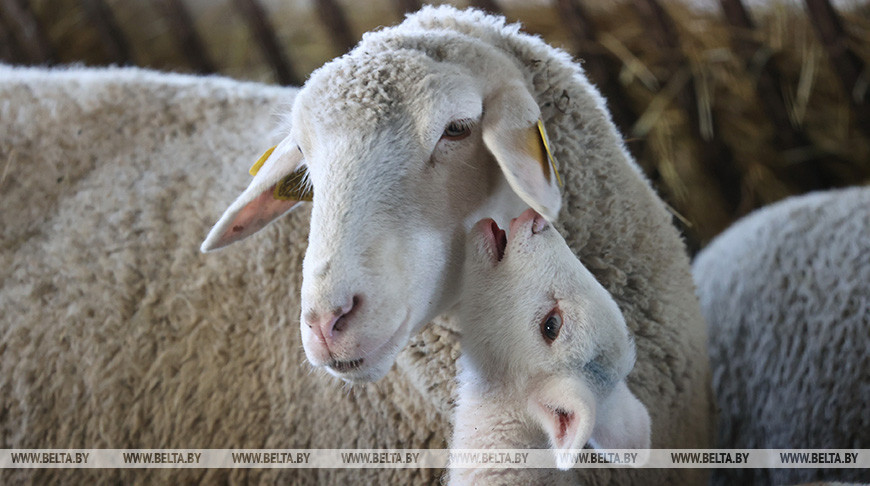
<box><xmin>204</xmin><ymin>6</ymin><xmax>713</xmax><ymax>483</ymax></box>
<box><xmin>692</xmin><ymin>186</ymin><xmax>870</xmax><ymax>486</ymax></box>
<box><xmin>2</xmin><ymin>6</ymin><xmax>710</xmax><ymax>485</ymax></box>
<box><xmin>448</xmin><ymin>209</ymin><xmax>650</xmax><ymax>485</ymax></box>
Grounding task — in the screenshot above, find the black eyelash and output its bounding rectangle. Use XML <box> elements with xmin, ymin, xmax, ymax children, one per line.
<box><xmin>442</xmin><ymin>118</ymin><xmax>475</xmax><ymax>139</ymax></box>
<box><xmin>452</xmin><ymin>119</ymin><xmax>473</xmax><ymax>131</ymax></box>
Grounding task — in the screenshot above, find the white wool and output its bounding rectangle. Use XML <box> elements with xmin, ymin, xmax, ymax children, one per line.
<box><xmin>693</xmin><ymin>186</ymin><xmax>870</xmax><ymax>486</ymax></box>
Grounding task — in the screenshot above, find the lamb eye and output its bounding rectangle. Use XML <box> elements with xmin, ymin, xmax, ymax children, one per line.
<box><xmin>540</xmin><ymin>311</ymin><xmax>563</xmax><ymax>344</ymax></box>
<box><xmin>442</xmin><ymin>119</ymin><xmax>472</xmax><ymax>140</ymax></box>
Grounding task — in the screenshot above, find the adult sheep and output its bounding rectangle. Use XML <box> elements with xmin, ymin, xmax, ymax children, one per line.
<box><xmin>693</xmin><ymin>187</ymin><xmax>870</xmax><ymax>486</ymax></box>
<box><xmin>1</xmin><ymin>6</ymin><xmax>710</xmax><ymax>485</ymax></box>
<box><xmin>205</xmin><ymin>5</ymin><xmax>712</xmax><ymax>483</ymax></box>
<box><xmin>0</xmin><ymin>67</ymin><xmax>449</xmax><ymax>484</ymax></box>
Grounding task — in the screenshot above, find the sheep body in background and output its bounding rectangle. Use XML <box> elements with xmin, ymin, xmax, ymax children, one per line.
<box><xmin>449</xmin><ymin>210</ymin><xmax>650</xmax><ymax>485</ymax></box>
<box><xmin>693</xmin><ymin>186</ymin><xmax>870</xmax><ymax>486</ymax></box>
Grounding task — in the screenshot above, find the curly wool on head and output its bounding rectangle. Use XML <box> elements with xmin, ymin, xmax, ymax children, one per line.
<box><xmin>303</xmin><ymin>50</ymin><xmax>433</xmax><ymax>126</ymax></box>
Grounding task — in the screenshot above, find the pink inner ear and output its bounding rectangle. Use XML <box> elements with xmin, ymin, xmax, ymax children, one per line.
<box><xmin>217</xmin><ymin>184</ymin><xmax>300</xmax><ymax>246</ymax></box>
<box><xmin>557</xmin><ymin>410</ymin><xmax>573</xmax><ymax>444</ymax></box>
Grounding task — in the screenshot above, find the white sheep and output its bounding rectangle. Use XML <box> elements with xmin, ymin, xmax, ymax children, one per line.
<box><xmin>204</xmin><ymin>7</ymin><xmax>713</xmax><ymax>482</ymax></box>
<box><xmin>1</xmin><ymin>65</ymin><xmax>449</xmax><ymax>485</ymax></box>
<box><xmin>449</xmin><ymin>209</ymin><xmax>650</xmax><ymax>484</ymax></box>
<box><xmin>693</xmin><ymin>186</ymin><xmax>870</xmax><ymax>486</ymax></box>
<box><xmin>2</xmin><ymin>5</ymin><xmax>710</xmax><ymax>485</ymax></box>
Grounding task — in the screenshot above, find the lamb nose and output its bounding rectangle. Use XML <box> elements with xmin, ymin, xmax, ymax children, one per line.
<box><xmin>306</xmin><ymin>295</ymin><xmax>359</xmax><ymax>342</ymax></box>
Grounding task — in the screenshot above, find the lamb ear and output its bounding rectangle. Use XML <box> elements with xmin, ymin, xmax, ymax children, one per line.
<box><xmin>482</xmin><ymin>83</ymin><xmax>562</xmax><ymax>222</ymax></box>
<box><xmin>589</xmin><ymin>381</ymin><xmax>651</xmax><ymax>450</ymax></box>
<box><xmin>527</xmin><ymin>377</ymin><xmax>597</xmax><ymax>470</ymax></box>
<box><xmin>201</xmin><ymin>137</ymin><xmax>309</xmax><ymax>252</ymax></box>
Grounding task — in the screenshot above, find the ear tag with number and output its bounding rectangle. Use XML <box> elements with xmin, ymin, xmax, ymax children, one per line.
<box><xmin>537</xmin><ymin>119</ymin><xmax>563</xmax><ymax>187</ymax></box>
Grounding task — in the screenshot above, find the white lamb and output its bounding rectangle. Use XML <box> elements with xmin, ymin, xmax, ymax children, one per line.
<box><xmin>449</xmin><ymin>209</ymin><xmax>650</xmax><ymax>484</ymax></box>
<box><xmin>693</xmin><ymin>186</ymin><xmax>870</xmax><ymax>486</ymax></box>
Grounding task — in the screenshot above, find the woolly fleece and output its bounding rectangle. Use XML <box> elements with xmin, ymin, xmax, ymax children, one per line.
<box><xmin>2</xmin><ymin>7</ymin><xmax>711</xmax><ymax>485</ymax></box>
<box><xmin>693</xmin><ymin>187</ymin><xmax>870</xmax><ymax>486</ymax></box>
<box><xmin>0</xmin><ymin>66</ymin><xmax>458</xmax><ymax>484</ymax></box>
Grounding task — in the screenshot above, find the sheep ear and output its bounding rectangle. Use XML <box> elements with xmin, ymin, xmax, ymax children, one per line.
<box><xmin>201</xmin><ymin>138</ymin><xmax>309</xmax><ymax>252</ymax></box>
<box><xmin>589</xmin><ymin>381</ymin><xmax>651</xmax><ymax>450</ymax></box>
<box><xmin>482</xmin><ymin>83</ymin><xmax>562</xmax><ymax>221</ymax></box>
<box><xmin>528</xmin><ymin>378</ymin><xmax>597</xmax><ymax>470</ymax></box>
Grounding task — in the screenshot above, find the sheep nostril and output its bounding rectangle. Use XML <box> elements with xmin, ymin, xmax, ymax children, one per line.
<box><xmin>332</xmin><ymin>295</ymin><xmax>361</xmax><ymax>334</ymax></box>
<box><xmin>531</xmin><ymin>214</ymin><xmax>548</xmax><ymax>234</ymax></box>
<box><xmin>305</xmin><ymin>294</ymin><xmax>361</xmax><ymax>342</ymax></box>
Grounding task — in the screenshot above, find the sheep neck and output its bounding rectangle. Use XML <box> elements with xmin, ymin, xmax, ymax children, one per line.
<box><xmin>452</xmin><ymin>356</ymin><xmax>545</xmax><ymax>451</ymax></box>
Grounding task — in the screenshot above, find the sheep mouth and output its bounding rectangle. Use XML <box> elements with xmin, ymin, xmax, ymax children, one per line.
<box><xmin>321</xmin><ymin>309</ymin><xmax>413</xmax><ymax>383</ymax></box>
<box><xmin>481</xmin><ymin>218</ymin><xmax>508</xmax><ymax>263</ymax></box>
<box><xmin>328</xmin><ymin>358</ymin><xmax>364</xmax><ymax>373</ymax></box>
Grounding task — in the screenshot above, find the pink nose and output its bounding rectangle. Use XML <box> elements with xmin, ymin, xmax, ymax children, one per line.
<box><xmin>305</xmin><ymin>296</ymin><xmax>358</xmax><ymax>347</ymax></box>
<box><xmin>509</xmin><ymin>208</ymin><xmax>547</xmax><ymax>235</ymax></box>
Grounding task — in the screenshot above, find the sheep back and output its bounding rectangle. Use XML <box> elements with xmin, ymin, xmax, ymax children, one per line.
<box><xmin>693</xmin><ymin>186</ymin><xmax>870</xmax><ymax>486</ymax></box>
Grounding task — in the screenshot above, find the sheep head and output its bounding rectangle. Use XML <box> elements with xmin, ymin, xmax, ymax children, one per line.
<box><xmin>201</xmin><ymin>21</ymin><xmax>563</xmax><ymax>382</ymax></box>
<box><xmin>459</xmin><ymin>209</ymin><xmax>651</xmax><ymax>468</ymax></box>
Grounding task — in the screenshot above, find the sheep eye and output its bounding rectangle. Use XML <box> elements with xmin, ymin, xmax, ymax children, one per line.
<box><xmin>442</xmin><ymin>119</ymin><xmax>472</xmax><ymax>140</ymax></box>
<box><xmin>540</xmin><ymin>310</ymin><xmax>563</xmax><ymax>344</ymax></box>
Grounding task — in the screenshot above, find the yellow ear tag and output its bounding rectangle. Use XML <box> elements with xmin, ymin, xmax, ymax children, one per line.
<box><xmin>249</xmin><ymin>145</ymin><xmax>277</xmax><ymax>176</ymax></box>
<box><xmin>248</xmin><ymin>145</ymin><xmax>313</xmax><ymax>201</ymax></box>
<box><xmin>273</xmin><ymin>167</ymin><xmax>313</xmax><ymax>202</ymax></box>
<box><xmin>537</xmin><ymin>119</ymin><xmax>563</xmax><ymax>187</ymax></box>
